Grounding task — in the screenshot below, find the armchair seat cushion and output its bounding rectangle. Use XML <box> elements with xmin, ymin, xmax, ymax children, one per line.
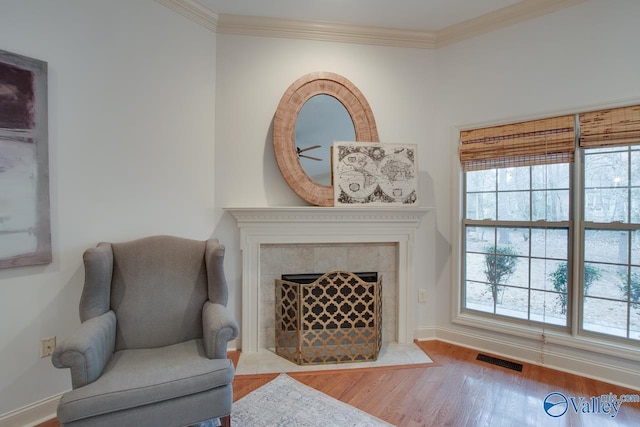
<box><xmin>57</xmin><ymin>339</ymin><xmax>234</xmax><ymax>424</ymax></box>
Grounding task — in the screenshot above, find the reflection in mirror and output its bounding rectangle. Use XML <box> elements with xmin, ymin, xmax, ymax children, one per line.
<box><xmin>295</xmin><ymin>95</ymin><xmax>356</xmax><ymax>186</ymax></box>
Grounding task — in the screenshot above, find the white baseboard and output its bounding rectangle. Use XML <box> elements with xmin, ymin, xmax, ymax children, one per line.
<box><xmin>227</xmin><ymin>338</ymin><xmax>239</xmax><ymax>351</ymax></box>
<box><xmin>417</xmin><ymin>326</ymin><xmax>640</xmax><ymax>391</ymax></box>
<box><xmin>413</xmin><ymin>326</ymin><xmax>437</xmax><ymax>341</ymax></box>
<box><xmin>0</xmin><ymin>393</ymin><xmax>61</xmax><ymax>427</ymax></box>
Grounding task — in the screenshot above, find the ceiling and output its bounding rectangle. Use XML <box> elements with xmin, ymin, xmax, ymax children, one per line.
<box><xmin>197</xmin><ymin>0</ymin><xmax>528</xmax><ymax>32</ymax></box>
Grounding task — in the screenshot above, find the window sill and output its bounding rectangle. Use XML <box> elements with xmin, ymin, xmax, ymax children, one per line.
<box><xmin>454</xmin><ymin>310</ymin><xmax>640</xmax><ymax>363</ymax></box>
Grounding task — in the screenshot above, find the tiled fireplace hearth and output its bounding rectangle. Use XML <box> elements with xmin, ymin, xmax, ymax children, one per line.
<box><xmin>226</xmin><ymin>206</ymin><xmax>430</xmax><ymax>353</ymax></box>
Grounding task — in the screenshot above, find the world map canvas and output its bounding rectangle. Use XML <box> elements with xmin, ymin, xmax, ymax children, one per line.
<box><xmin>333</xmin><ymin>141</ymin><xmax>418</xmax><ymax>206</ymax></box>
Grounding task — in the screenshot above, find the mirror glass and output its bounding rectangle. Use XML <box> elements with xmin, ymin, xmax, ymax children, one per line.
<box><xmin>294</xmin><ymin>95</ymin><xmax>355</xmax><ymax>186</ymax></box>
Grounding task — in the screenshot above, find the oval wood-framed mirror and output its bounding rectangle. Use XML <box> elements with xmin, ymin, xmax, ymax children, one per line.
<box><xmin>273</xmin><ymin>72</ymin><xmax>379</xmax><ymax>206</ymax></box>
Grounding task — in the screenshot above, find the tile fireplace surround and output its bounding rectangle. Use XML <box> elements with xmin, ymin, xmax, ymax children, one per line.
<box><xmin>226</xmin><ymin>206</ymin><xmax>431</xmax><ymax>353</ymax></box>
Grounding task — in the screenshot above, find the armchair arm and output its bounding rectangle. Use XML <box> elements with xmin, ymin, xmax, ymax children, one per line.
<box><xmin>202</xmin><ymin>301</ymin><xmax>239</xmax><ymax>359</ymax></box>
<box><xmin>52</xmin><ymin>311</ymin><xmax>116</xmax><ymax>389</ymax></box>
<box><xmin>205</xmin><ymin>240</ymin><xmax>228</xmax><ymax>306</ymax></box>
<box><xmin>80</xmin><ymin>243</ymin><xmax>113</xmax><ymax>322</ymax></box>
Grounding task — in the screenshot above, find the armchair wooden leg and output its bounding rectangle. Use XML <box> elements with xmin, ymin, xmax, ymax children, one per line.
<box><xmin>220</xmin><ymin>414</ymin><xmax>231</xmax><ymax>427</ymax></box>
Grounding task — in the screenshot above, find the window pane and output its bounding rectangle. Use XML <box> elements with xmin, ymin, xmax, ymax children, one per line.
<box><xmin>530</xmin><ymin>290</ymin><xmax>566</xmax><ymax>325</ymax></box>
<box><xmin>584</xmin><ymin>151</ymin><xmax>628</xmax><ymax>188</ymax></box>
<box><xmin>633</xmin><ymin>231</ymin><xmax>640</xmax><ymax>266</ymax></box>
<box><xmin>631</xmin><ymin>150</ymin><xmax>640</xmax><ymax>187</ymax></box>
<box><xmin>532</xmin><ymin>189</ymin><xmax>569</xmax><ymax>221</ymax></box>
<box><xmin>495</xmin><ymin>227</ymin><xmax>530</xmax><ymax>257</ymax></box>
<box><xmin>492</xmin><ymin>255</ymin><xmax>520</xmax><ymax>286</ymax></box>
<box><xmin>632</xmin><ymin>188</ymin><xmax>640</xmax><ymax>224</ymax></box>
<box><xmin>496</xmin><ymin>286</ymin><xmax>528</xmax><ymax>320</ymax></box>
<box><xmin>497</xmin><ymin>191</ymin><xmax>530</xmax><ymax>221</ymax></box>
<box><xmin>532</xmin><ymin>163</ymin><xmax>569</xmax><ymax>190</ymax></box>
<box><xmin>466</xmin><ymin>226</ymin><xmax>495</xmax><ymax>253</ymax></box>
<box><xmin>465</xmin><ymin>280</ymin><xmax>493</xmax><ymax>313</ymax></box>
<box><xmin>466</xmin><ymin>252</ymin><xmax>488</xmax><ymax>283</ymax></box>
<box><xmin>629</xmin><ymin>266</ymin><xmax>640</xmax><ymax>304</ymax></box>
<box><xmin>531</xmin><ymin>259</ymin><xmax>565</xmax><ymax>291</ymax></box>
<box><xmin>466</xmin><ymin>169</ymin><xmax>496</xmax><ymax>192</ymax></box>
<box><xmin>466</xmin><ymin>192</ymin><xmax>496</xmax><ymax>220</ymax></box>
<box><xmin>508</xmin><ymin>257</ymin><xmax>529</xmax><ymax>289</ymax></box>
<box><xmin>498</xmin><ymin>167</ymin><xmax>530</xmax><ymax>191</ymax></box>
<box><xmin>584</xmin><ymin>188</ymin><xmax>628</xmax><ymax>223</ymax></box>
<box><xmin>630</xmin><ymin>263</ymin><xmax>640</xmax><ymax>340</ymax></box>
<box><xmin>583</xmin><ymin>262</ymin><xmax>624</xmax><ymax>300</ymax></box>
<box><xmin>477</xmin><ymin>242</ymin><xmax>522</xmax><ymax>315</ymax></box>
<box><xmin>531</xmin><ymin>228</ymin><xmax>568</xmax><ymax>259</ymax></box>
<box><xmin>583</xmin><ymin>298</ymin><xmax>628</xmax><ymax>338</ymax></box>
<box><xmin>584</xmin><ymin>230</ymin><xmax>628</xmax><ymax>264</ymax></box>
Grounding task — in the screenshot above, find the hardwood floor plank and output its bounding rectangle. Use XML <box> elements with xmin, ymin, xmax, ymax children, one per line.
<box><xmin>37</xmin><ymin>340</ymin><xmax>640</xmax><ymax>427</ymax></box>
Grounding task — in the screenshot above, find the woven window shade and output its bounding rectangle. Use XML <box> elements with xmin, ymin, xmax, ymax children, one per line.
<box><xmin>579</xmin><ymin>104</ymin><xmax>640</xmax><ymax>148</ymax></box>
<box><xmin>459</xmin><ymin>115</ymin><xmax>575</xmax><ymax>172</ymax></box>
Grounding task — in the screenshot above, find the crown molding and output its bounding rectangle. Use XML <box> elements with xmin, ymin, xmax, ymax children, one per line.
<box><xmin>155</xmin><ymin>0</ymin><xmax>588</xmax><ymax>49</ymax></box>
<box><xmin>217</xmin><ymin>14</ymin><xmax>436</xmax><ymax>49</ymax></box>
<box><xmin>435</xmin><ymin>0</ymin><xmax>589</xmax><ymax>48</ymax></box>
<box><xmin>153</xmin><ymin>0</ymin><xmax>218</xmax><ymax>32</ymax></box>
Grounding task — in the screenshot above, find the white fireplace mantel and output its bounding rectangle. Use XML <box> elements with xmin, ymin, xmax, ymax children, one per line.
<box><xmin>225</xmin><ymin>206</ymin><xmax>432</xmax><ymax>353</ymax></box>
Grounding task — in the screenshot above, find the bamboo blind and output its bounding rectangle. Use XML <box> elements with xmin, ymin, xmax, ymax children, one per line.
<box><xmin>579</xmin><ymin>104</ymin><xmax>640</xmax><ymax>148</ymax></box>
<box><xmin>459</xmin><ymin>115</ymin><xmax>575</xmax><ymax>172</ymax></box>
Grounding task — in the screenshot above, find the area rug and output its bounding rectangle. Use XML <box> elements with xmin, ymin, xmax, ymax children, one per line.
<box><xmin>231</xmin><ymin>373</ymin><xmax>393</xmax><ymax>426</ymax></box>
<box><xmin>235</xmin><ymin>342</ymin><xmax>432</xmax><ymax>375</ymax></box>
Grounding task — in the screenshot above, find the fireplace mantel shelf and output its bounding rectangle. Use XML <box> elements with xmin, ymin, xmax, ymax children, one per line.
<box><xmin>225</xmin><ymin>206</ymin><xmax>432</xmax><ymax>225</ymax></box>
<box><xmin>225</xmin><ymin>206</ymin><xmax>433</xmax><ymax>353</ymax></box>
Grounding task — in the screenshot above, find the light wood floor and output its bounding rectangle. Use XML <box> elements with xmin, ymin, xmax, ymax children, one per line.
<box><xmin>38</xmin><ymin>340</ymin><xmax>640</xmax><ymax>427</ymax></box>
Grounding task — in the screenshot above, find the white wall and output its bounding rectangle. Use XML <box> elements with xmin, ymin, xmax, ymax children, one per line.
<box><xmin>212</xmin><ymin>36</ymin><xmax>439</xmax><ymax>334</ymax></box>
<box><xmin>0</xmin><ymin>0</ymin><xmax>217</xmax><ymax>417</ymax></box>
<box><xmin>4</xmin><ymin>0</ymin><xmax>640</xmax><ymax>421</ymax></box>
<box><xmin>434</xmin><ymin>0</ymin><xmax>640</xmax><ymax>386</ymax></box>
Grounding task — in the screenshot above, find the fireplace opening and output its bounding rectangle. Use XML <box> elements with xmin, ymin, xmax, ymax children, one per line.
<box><xmin>275</xmin><ymin>270</ymin><xmax>382</xmax><ymax>365</ymax></box>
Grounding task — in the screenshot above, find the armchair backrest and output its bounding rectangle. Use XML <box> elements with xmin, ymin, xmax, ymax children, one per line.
<box><xmin>79</xmin><ymin>235</ymin><xmax>227</xmax><ymax>351</ymax></box>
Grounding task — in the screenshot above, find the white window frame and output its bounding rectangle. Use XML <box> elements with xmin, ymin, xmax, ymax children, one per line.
<box><xmin>579</xmin><ymin>144</ymin><xmax>640</xmax><ymax>342</ymax></box>
<box><xmin>460</xmin><ymin>167</ymin><xmax>573</xmax><ymax>330</ymax></box>
<box><xmin>451</xmin><ymin>114</ymin><xmax>640</xmax><ymax>362</ymax></box>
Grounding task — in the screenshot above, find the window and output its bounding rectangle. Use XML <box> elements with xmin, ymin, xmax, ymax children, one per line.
<box><xmin>460</xmin><ymin>105</ymin><xmax>640</xmax><ymax>344</ymax></box>
<box><xmin>464</xmin><ymin>164</ymin><xmax>571</xmax><ymax>326</ymax></box>
<box><xmin>579</xmin><ymin>106</ymin><xmax>640</xmax><ymax>341</ymax></box>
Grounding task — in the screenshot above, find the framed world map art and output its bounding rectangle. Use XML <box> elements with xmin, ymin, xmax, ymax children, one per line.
<box><xmin>332</xmin><ymin>141</ymin><xmax>418</xmax><ymax>206</ymax></box>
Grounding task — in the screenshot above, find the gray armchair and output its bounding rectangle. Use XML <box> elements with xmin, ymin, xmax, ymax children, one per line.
<box><xmin>52</xmin><ymin>235</ymin><xmax>239</xmax><ymax>427</ymax></box>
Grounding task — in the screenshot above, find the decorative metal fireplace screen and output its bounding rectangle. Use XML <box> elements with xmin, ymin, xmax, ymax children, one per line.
<box><xmin>275</xmin><ymin>270</ymin><xmax>382</xmax><ymax>365</ymax></box>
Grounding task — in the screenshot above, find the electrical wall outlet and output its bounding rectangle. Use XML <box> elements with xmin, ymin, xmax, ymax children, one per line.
<box><xmin>418</xmin><ymin>288</ymin><xmax>427</xmax><ymax>303</ymax></box>
<box><xmin>41</xmin><ymin>336</ymin><xmax>56</xmax><ymax>358</ymax></box>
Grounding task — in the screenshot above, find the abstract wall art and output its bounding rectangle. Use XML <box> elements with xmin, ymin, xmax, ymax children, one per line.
<box><xmin>0</xmin><ymin>49</ymin><xmax>51</xmax><ymax>268</ymax></box>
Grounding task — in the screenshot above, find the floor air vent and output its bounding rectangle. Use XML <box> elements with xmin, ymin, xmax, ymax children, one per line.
<box><xmin>476</xmin><ymin>353</ymin><xmax>523</xmax><ymax>372</ymax></box>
